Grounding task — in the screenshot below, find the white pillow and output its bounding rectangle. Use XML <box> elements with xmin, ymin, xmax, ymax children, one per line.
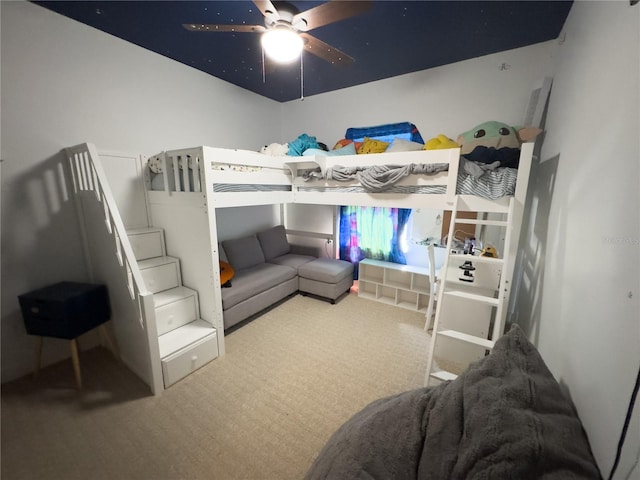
<box><xmin>303</xmin><ymin>142</ymin><xmax>357</xmax><ymax>157</ymax></box>
<box><xmin>386</xmin><ymin>138</ymin><xmax>424</xmax><ymax>152</ymax></box>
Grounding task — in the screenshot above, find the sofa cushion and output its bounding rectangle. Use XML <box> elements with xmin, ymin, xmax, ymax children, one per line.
<box><xmin>269</xmin><ymin>253</ymin><xmax>316</xmax><ymax>272</ymax></box>
<box><xmin>220</xmin><ymin>263</ymin><xmax>296</xmax><ymax>310</ymax></box>
<box><xmin>222</xmin><ymin>234</ymin><xmax>265</xmax><ymax>271</ymax></box>
<box><xmin>257</xmin><ymin>225</ymin><xmax>290</xmax><ymax>260</ymax></box>
<box><xmin>299</xmin><ymin>258</ymin><xmax>354</xmax><ymax>283</ymax></box>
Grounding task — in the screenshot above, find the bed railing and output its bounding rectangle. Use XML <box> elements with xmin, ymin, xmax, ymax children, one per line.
<box><xmin>146</xmin><ymin>146</ymin><xmax>294</xmax><ymax>208</ymax></box>
<box><xmin>65</xmin><ymin>142</ymin><xmax>164</xmax><ymax>394</ymax></box>
<box><xmin>161</xmin><ymin>148</ymin><xmax>204</xmax><ymax>194</ymax></box>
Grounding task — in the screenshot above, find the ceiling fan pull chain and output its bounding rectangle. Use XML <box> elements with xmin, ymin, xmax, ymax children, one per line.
<box><xmin>261</xmin><ymin>47</ymin><xmax>266</xmax><ymax>83</ymax></box>
<box><xmin>300</xmin><ymin>52</ymin><xmax>304</xmax><ymax>101</ymax></box>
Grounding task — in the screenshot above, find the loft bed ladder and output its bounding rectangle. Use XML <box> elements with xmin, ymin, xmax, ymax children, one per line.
<box><xmin>424</xmin><ymin>195</ymin><xmax>516</xmax><ymax>383</ymax></box>
<box><xmin>424</xmin><ymin>78</ymin><xmax>552</xmax><ymax>385</ymax></box>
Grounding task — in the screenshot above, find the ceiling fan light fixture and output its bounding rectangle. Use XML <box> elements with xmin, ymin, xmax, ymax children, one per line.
<box><xmin>261</xmin><ymin>27</ymin><xmax>303</xmax><ymax>63</ymax></box>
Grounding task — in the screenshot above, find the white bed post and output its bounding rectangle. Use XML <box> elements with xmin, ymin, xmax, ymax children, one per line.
<box><xmin>161</xmin><ymin>151</ymin><xmax>170</xmax><ymax>195</ymax></box>
<box><xmin>201</xmin><ymin>150</ymin><xmax>226</xmax><ymax>355</ymax></box>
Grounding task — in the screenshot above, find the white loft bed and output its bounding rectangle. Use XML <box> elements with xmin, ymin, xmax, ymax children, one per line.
<box><xmin>137</xmin><ymin>79</ymin><xmax>549</xmax><ymax>391</ymax></box>
<box><xmin>143</xmin><ymin>143</ymin><xmax>534</xmax><ymax>340</ymax></box>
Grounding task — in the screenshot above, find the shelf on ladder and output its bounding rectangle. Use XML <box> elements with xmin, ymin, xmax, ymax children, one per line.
<box><xmin>439</xmin><ymin>329</ymin><xmax>495</xmax><ymax>349</ymax></box>
<box><xmin>444</xmin><ymin>290</ymin><xmax>500</xmax><ymax>306</ymax></box>
<box><xmin>448</xmin><ymin>254</ymin><xmax>505</xmax><ymax>266</ymax></box>
<box><xmin>452</xmin><ymin>218</ymin><xmax>509</xmax><ymax>227</ymax></box>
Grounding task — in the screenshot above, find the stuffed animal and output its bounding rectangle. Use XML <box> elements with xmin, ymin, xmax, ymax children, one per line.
<box><xmin>260</xmin><ymin>142</ymin><xmax>289</xmax><ymax>156</ymax></box>
<box><xmin>481</xmin><ymin>246</ymin><xmax>498</xmax><ymax>258</ymax></box>
<box><xmin>148</xmin><ymin>156</ymin><xmax>164</xmax><ymax>173</ymax></box>
<box><xmin>424</xmin><ymin>134</ymin><xmax>460</xmax><ymax>150</ymax></box>
<box><xmin>456</xmin><ymin>120</ymin><xmax>542</xmax><ymax>169</ymax></box>
<box><xmin>219</xmin><ymin>260</ymin><xmax>235</xmax><ymax>287</ymax></box>
<box><xmin>457</xmin><ymin>120</ymin><xmax>541</xmax><ymax>153</ymax></box>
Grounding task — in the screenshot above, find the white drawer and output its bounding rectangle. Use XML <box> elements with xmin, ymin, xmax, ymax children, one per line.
<box><xmin>128</xmin><ymin>230</ymin><xmax>164</xmax><ymax>261</ymax></box>
<box><xmin>156</xmin><ymin>294</ymin><xmax>197</xmax><ymax>336</ymax></box>
<box><xmin>141</xmin><ymin>261</ymin><xmax>180</xmax><ymax>294</ymax></box>
<box><xmin>162</xmin><ymin>332</ymin><xmax>218</xmax><ymax>387</ymax></box>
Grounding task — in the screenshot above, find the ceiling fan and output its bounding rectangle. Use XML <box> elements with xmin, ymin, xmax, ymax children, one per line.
<box><xmin>183</xmin><ymin>0</ymin><xmax>372</xmax><ymax>65</ymax></box>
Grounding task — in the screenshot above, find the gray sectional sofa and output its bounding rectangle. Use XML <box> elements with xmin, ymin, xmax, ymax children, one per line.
<box><xmin>219</xmin><ymin>225</ymin><xmax>354</xmax><ymax>331</ymax></box>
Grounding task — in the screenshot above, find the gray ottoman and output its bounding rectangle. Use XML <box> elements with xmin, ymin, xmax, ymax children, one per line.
<box><xmin>298</xmin><ymin>258</ymin><xmax>354</xmax><ymax>303</ymax></box>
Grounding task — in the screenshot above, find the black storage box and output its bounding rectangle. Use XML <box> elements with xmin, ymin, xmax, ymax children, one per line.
<box><xmin>18</xmin><ymin>282</ymin><xmax>111</xmax><ymax>339</ymax></box>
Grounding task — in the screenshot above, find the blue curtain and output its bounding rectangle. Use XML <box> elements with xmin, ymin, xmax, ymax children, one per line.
<box><xmin>339</xmin><ymin>206</ymin><xmax>412</xmax><ymax>278</ymax></box>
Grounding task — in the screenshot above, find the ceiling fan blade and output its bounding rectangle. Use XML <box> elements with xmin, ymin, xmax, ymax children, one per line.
<box><xmin>299</xmin><ymin>32</ymin><xmax>354</xmax><ymax>66</ymax></box>
<box><xmin>293</xmin><ymin>1</ymin><xmax>372</xmax><ymax>32</ymax></box>
<box><xmin>182</xmin><ymin>23</ymin><xmax>266</xmax><ymax>33</ymax></box>
<box><xmin>252</xmin><ymin>0</ymin><xmax>280</xmax><ymax>22</ymax></box>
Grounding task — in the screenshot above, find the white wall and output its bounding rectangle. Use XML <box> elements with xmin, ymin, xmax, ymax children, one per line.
<box><xmin>280</xmin><ymin>41</ymin><xmax>557</xmax><ymax>147</ymax></box>
<box><xmin>215</xmin><ymin>205</ymin><xmax>281</xmax><ymax>242</ymax></box>
<box><xmin>0</xmin><ymin>1</ymin><xmax>282</xmax><ymax>382</ymax></box>
<box><xmin>514</xmin><ymin>1</ymin><xmax>640</xmax><ymax>477</ymax></box>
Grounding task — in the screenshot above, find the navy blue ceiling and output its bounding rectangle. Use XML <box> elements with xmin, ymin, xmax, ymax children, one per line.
<box><xmin>34</xmin><ymin>1</ymin><xmax>572</xmax><ymax>102</ymax></box>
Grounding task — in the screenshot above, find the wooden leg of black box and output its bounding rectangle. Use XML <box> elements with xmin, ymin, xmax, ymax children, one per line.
<box><xmin>70</xmin><ymin>339</ymin><xmax>82</xmax><ymax>389</ymax></box>
<box><xmin>33</xmin><ymin>336</ymin><xmax>82</xmax><ymax>389</ymax></box>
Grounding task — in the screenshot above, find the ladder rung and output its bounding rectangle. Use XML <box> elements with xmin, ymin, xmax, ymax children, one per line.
<box><xmin>430</xmin><ymin>370</ymin><xmax>458</xmax><ymax>382</ymax></box>
<box><xmin>454</xmin><ymin>218</ymin><xmax>508</xmax><ymax>227</ymax></box>
<box><xmin>438</xmin><ymin>329</ymin><xmax>495</xmax><ymax>349</ymax></box>
<box><xmin>444</xmin><ymin>290</ymin><xmax>500</xmax><ymax>306</ymax></box>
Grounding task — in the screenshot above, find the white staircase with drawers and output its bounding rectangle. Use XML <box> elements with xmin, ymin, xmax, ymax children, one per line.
<box><xmin>127</xmin><ymin>227</ymin><xmax>218</xmax><ymax>387</ymax></box>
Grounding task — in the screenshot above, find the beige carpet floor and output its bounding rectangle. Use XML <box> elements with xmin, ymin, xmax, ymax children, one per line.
<box><xmin>1</xmin><ymin>292</ymin><xmax>431</xmax><ymax>480</ymax></box>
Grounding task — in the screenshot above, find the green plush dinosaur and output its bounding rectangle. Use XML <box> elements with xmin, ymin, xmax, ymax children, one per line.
<box><xmin>456</xmin><ymin>120</ymin><xmax>541</xmax><ymax>155</ymax></box>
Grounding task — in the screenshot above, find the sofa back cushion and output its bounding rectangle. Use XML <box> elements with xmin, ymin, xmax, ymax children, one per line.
<box><xmin>222</xmin><ymin>234</ymin><xmax>265</xmax><ymax>271</ymax></box>
<box><xmin>257</xmin><ymin>225</ymin><xmax>290</xmax><ymax>260</ymax></box>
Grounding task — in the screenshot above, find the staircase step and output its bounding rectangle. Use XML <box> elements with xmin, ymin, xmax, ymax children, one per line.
<box><xmin>153</xmin><ymin>286</ymin><xmax>196</xmax><ymax>307</ymax></box>
<box><xmin>444</xmin><ymin>290</ymin><xmax>500</xmax><ymax>306</ymax></box>
<box><xmin>158</xmin><ymin>319</ymin><xmax>216</xmax><ymax>359</ymax></box>
<box><xmin>139</xmin><ymin>256</ymin><xmax>181</xmax><ymax>294</ymax></box>
<box><xmin>154</xmin><ymin>287</ymin><xmax>199</xmax><ymax>336</ymax></box>
<box><xmin>126</xmin><ymin>227</ymin><xmax>165</xmax><ymax>261</ymax></box>
<box><xmin>438</xmin><ymin>329</ymin><xmax>494</xmax><ymax>349</ymax></box>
